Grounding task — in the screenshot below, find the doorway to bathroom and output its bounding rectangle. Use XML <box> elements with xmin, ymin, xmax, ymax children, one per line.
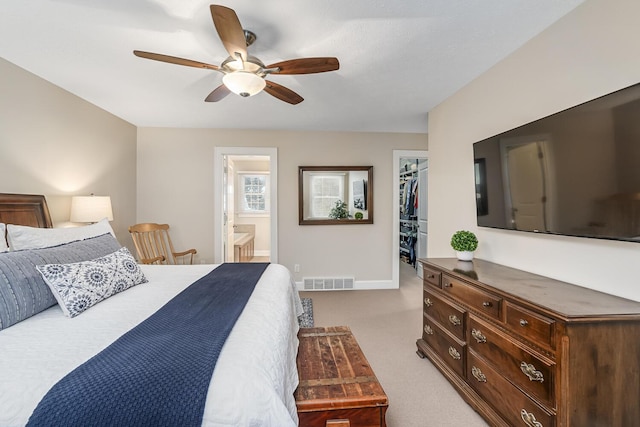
<box><xmin>213</xmin><ymin>147</ymin><xmax>278</xmax><ymax>264</ymax></box>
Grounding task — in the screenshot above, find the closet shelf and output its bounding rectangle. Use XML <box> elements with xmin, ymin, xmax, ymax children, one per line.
<box><xmin>400</xmin><ymin>163</ymin><xmax>419</xmax><ymax>267</ymax></box>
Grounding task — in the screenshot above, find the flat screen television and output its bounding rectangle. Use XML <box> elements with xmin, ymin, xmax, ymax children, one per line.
<box><xmin>473</xmin><ymin>82</ymin><xmax>640</xmax><ymax>243</ymax></box>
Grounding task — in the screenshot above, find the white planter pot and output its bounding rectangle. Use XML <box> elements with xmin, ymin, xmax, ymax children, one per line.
<box><xmin>456</xmin><ymin>251</ymin><xmax>474</xmax><ymax>261</ymax></box>
<box><xmin>455</xmin><ymin>260</ymin><xmax>475</xmax><ymax>271</ymax></box>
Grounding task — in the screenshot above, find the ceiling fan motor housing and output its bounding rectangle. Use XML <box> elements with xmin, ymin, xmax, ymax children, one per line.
<box><xmin>221</xmin><ymin>55</ymin><xmax>266</xmax><ymax>74</ymax></box>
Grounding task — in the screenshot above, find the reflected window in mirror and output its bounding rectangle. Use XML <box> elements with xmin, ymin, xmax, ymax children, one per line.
<box><xmin>310</xmin><ymin>172</ymin><xmax>345</xmax><ymax>218</ymax></box>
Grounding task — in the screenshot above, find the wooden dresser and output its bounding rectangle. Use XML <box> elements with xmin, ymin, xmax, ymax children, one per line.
<box><xmin>416</xmin><ymin>258</ymin><xmax>640</xmax><ymax>427</ymax></box>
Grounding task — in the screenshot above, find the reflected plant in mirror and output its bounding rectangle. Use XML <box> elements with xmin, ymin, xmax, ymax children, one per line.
<box><xmin>328</xmin><ymin>200</ymin><xmax>350</xmax><ymax>219</ymax></box>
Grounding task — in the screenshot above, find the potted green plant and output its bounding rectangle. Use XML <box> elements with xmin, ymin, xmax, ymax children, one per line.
<box><xmin>328</xmin><ymin>200</ymin><xmax>350</xmax><ymax>219</ymax></box>
<box><xmin>450</xmin><ymin>230</ymin><xmax>478</xmax><ymax>261</ymax></box>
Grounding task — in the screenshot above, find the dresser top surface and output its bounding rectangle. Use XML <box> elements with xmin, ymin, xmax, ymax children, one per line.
<box><xmin>421</xmin><ymin>258</ymin><xmax>640</xmax><ymax>318</ymax></box>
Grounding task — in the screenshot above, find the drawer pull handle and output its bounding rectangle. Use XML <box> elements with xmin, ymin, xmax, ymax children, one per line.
<box><xmin>427</xmin><ymin>274</ymin><xmax>435</xmax><ymax>279</ymax></box>
<box><xmin>471</xmin><ymin>366</ymin><xmax>487</xmax><ymax>383</ymax></box>
<box><xmin>519</xmin><ymin>319</ymin><xmax>529</xmax><ymax>327</ymax></box>
<box><xmin>424</xmin><ymin>298</ymin><xmax>433</xmax><ymax>307</ymax></box>
<box><xmin>424</xmin><ymin>324</ymin><xmax>434</xmax><ymax>335</ymax></box>
<box><xmin>448</xmin><ymin>347</ymin><xmax>461</xmax><ymax>360</ymax></box>
<box><xmin>520</xmin><ymin>409</ymin><xmax>544</xmax><ymax>427</ymax></box>
<box><xmin>448</xmin><ymin>315</ymin><xmax>461</xmax><ymax>326</ymax></box>
<box><xmin>471</xmin><ymin>328</ymin><xmax>487</xmax><ymax>343</ymax></box>
<box><xmin>520</xmin><ymin>362</ymin><xmax>544</xmax><ymax>382</ymax></box>
<box><xmin>482</xmin><ymin>301</ymin><xmax>492</xmax><ymax>307</ymax></box>
<box><xmin>443</xmin><ymin>281</ymin><xmax>452</xmax><ymax>288</ymax></box>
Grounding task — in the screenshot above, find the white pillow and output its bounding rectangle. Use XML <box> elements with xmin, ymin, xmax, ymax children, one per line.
<box><xmin>0</xmin><ymin>223</ymin><xmax>7</xmax><ymax>252</ymax></box>
<box><xmin>36</xmin><ymin>247</ymin><xmax>148</xmax><ymax>317</ymax></box>
<box><xmin>7</xmin><ymin>218</ymin><xmax>116</xmax><ymax>251</ymax></box>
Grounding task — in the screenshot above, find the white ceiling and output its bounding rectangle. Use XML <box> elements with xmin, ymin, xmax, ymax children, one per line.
<box><xmin>0</xmin><ymin>0</ymin><xmax>585</xmax><ymax>134</ymax></box>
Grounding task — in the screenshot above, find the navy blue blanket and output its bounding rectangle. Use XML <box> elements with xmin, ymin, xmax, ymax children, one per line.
<box><xmin>27</xmin><ymin>262</ymin><xmax>270</xmax><ymax>427</ymax></box>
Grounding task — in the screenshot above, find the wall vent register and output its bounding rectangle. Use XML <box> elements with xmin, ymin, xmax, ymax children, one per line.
<box><xmin>303</xmin><ymin>277</ymin><xmax>355</xmax><ymax>290</ymax></box>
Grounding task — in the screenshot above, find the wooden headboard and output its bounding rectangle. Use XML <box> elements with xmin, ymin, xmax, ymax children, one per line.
<box><xmin>0</xmin><ymin>193</ymin><xmax>53</xmax><ymax>228</ymax></box>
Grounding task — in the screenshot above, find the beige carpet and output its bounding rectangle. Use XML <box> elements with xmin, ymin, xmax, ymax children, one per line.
<box><xmin>299</xmin><ymin>261</ymin><xmax>488</xmax><ymax>427</ymax></box>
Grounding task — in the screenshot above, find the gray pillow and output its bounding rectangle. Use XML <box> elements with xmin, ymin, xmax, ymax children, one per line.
<box><xmin>0</xmin><ymin>233</ymin><xmax>122</xmax><ymax>330</ymax></box>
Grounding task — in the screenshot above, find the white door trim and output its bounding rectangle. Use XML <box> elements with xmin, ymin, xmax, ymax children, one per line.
<box><xmin>213</xmin><ymin>147</ymin><xmax>278</xmax><ymax>264</ymax></box>
<box><xmin>393</xmin><ymin>150</ymin><xmax>428</xmax><ymax>287</ymax></box>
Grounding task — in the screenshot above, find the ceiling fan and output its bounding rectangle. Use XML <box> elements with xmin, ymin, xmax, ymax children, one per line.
<box><xmin>133</xmin><ymin>4</ymin><xmax>339</xmax><ymax>105</ymax></box>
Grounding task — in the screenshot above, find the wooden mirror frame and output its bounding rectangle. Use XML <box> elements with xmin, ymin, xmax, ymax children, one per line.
<box><xmin>298</xmin><ymin>166</ymin><xmax>373</xmax><ymax>225</ymax></box>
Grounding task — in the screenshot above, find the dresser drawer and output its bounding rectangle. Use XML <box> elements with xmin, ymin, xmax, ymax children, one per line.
<box><xmin>424</xmin><ymin>288</ymin><xmax>466</xmax><ymax>341</ymax></box>
<box><xmin>467</xmin><ymin>349</ymin><xmax>555</xmax><ymax>427</ymax></box>
<box><xmin>423</xmin><ymin>316</ymin><xmax>466</xmax><ymax>378</ymax></box>
<box><xmin>442</xmin><ymin>274</ymin><xmax>502</xmax><ymax>320</ymax></box>
<box><xmin>506</xmin><ymin>303</ymin><xmax>555</xmax><ymax>349</ymax></box>
<box><xmin>468</xmin><ymin>315</ymin><xmax>555</xmax><ymax>407</ymax></box>
<box><xmin>422</xmin><ymin>265</ymin><xmax>442</xmax><ymax>288</ymax></box>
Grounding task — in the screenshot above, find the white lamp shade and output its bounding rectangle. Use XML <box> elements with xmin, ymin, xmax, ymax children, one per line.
<box><xmin>70</xmin><ymin>196</ymin><xmax>113</xmax><ymax>222</ymax></box>
<box><xmin>222</xmin><ymin>72</ymin><xmax>266</xmax><ymax>97</ymax></box>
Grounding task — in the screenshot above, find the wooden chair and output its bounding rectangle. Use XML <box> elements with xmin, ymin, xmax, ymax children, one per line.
<box><xmin>128</xmin><ymin>223</ymin><xmax>197</xmax><ymax>265</ymax></box>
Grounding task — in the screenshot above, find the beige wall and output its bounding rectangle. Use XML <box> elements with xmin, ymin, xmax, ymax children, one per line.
<box><xmin>0</xmin><ymin>58</ymin><xmax>137</xmax><ymax>247</ymax></box>
<box><xmin>137</xmin><ymin>128</ymin><xmax>426</xmax><ymax>282</ymax></box>
<box><xmin>428</xmin><ymin>0</ymin><xmax>640</xmax><ymax>301</ymax></box>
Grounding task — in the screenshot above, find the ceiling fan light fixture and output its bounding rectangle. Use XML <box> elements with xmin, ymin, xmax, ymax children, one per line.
<box><xmin>222</xmin><ymin>71</ymin><xmax>266</xmax><ymax>97</ymax></box>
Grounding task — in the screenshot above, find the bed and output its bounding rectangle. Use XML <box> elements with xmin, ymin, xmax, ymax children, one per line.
<box><xmin>0</xmin><ymin>193</ymin><xmax>303</xmax><ymax>426</ymax></box>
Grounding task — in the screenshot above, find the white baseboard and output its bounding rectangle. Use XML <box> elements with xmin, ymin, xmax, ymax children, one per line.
<box><xmin>295</xmin><ymin>279</ymin><xmax>396</xmax><ymax>291</ymax></box>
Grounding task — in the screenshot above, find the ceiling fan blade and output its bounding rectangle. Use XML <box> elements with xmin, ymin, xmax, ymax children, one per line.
<box><xmin>266</xmin><ymin>57</ymin><xmax>339</xmax><ymax>75</ymax></box>
<box><xmin>210</xmin><ymin>5</ymin><xmax>247</xmax><ymax>62</ymax></box>
<box><xmin>264</xmin><ymin>81</ymin><xmax>304</xmax><ymax>105</ymax></box>
<box><xmin>204</xmin><ymin>84</ymin><xmax>231</xmax><ymax>102</ymax></box>
<box><xmin>133</xmin><ymin>50</ymin><xmax>220</xmax><ymax>71</ymax></box>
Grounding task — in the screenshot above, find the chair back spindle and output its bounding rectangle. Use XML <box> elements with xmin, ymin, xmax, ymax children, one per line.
<box><xmin>128</xmin><ymin>223</ymin><xmax>196</xmax><ymax>265</ymax></box>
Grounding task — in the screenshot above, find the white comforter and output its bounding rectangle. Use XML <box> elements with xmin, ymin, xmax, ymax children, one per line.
<box><xmin>0</xmin><ymin>263</ymin><xmax>303</xmax><ymax>427</ymax></box>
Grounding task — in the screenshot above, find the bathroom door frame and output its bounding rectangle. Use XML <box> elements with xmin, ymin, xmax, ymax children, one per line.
<box><xmin>213</xmin><ymin>146</ymin><xmax>278</xmax><ymax>264</ymax></box>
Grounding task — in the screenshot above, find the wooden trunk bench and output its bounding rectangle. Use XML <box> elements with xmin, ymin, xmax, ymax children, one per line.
<box><xmin>295</xmin><ymin>326</ymin><xmax>388</xmax><ymax>427</ymax></box>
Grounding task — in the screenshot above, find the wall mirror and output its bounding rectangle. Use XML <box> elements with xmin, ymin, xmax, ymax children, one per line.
<box><xmin>299</xmin><ymin>166</ymin><xmax>373</xmax><ymax>225</ymax></box>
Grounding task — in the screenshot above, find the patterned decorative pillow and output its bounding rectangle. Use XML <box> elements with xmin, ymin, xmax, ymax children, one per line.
<box><xmin>0</xmin><ymin>233</ymin><xmax>122</xmax><ymax>330</ymax></box>
<box><xmin>37</xmin><ymin>247</ymin><xmax>148</xmax><ymax>318</ymax></box>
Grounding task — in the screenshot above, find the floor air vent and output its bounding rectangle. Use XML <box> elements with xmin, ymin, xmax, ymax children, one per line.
<box><xmin>303</xmin><ymin>277</ymin><xmax>355</xmax><ymax>290</ymax></box>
